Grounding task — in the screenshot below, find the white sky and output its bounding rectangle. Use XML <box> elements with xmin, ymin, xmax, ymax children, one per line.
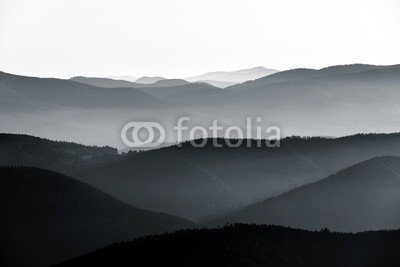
<box><xmin>0</xmin><ymin>0</ymin><xmax>399</xmax><ymax>78</ymax></box>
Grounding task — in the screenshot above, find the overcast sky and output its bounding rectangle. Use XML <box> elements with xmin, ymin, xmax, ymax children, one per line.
<box><xmin>0</xmin><ymin>0</ymin><xmax>399</xmax><ymax>79</ymax></box>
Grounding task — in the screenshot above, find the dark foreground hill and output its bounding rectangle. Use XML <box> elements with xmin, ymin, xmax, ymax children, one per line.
<box><xmin>59</xmin><ymin>224</ymin><xmax>400</xmax><ymax>267</ymax></box>
<box><xmin>0</xmin><ymin>167</ymin><xmax>194</xmax><ymax>266</ymax></box>
<box><xmin>211</xmin><ymin>156</ymin><xmax>400</xmax><ymax>232</ymax></box>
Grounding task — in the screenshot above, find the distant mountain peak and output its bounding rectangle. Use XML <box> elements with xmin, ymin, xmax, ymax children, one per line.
<box><xmin>186</xmin><ymin>67</ymin><xmax>279</xmax><ymax>84</ymax></box>
<box><xmin>106</xmin><ymin>75</ymin><xmax>137</xmax><ymax>82</ymax></box>
<box><xmin>150</xmin><ymin>79</ymin><xmax>190</xmax><ymax>87</ymax></box>
<box><xmin>70</xmin><ymin>76</ymin><xmax>140</xmax><ymax>88</ymax></box>
<box><xmin>135</xmin><ymin>76</ymin><xmax>166</xmax><ymax>84</ymax></box>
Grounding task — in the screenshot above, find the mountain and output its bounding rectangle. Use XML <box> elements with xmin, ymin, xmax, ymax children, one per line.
<box><xmin>72</xmin><ymin>77</ymin><xmax>190</xmax><ymax>89</ymax></box>
<box><xmin>106</xmin><ymin>75</ymin><xmax>137</xmax><ymax>82</ymax></box>
<box><xmin>3</xmin><ymin>64</ymin><xmax>400</xmax><ymax>147</ymax></box>
<box><xmin>186</xmin><ymin>66</ymin><xmax>279</xmax><ymax>84</ymax></box>
<box><xmin>149</xmin><ymin>78</ymin><xmax>190</xmax><ymax>87</ymax></box>
<box><xmin>218</xmin><ymin>64</ymin><xmax>400</xmax><ymax>137</ymax></box>
<box><xmin>59</xmin><ymin>224</ymin><xmax>400</xmax><ymax>267</ymax></box>
<box><xmin>135</xmin><ymin>76</ymin><xmax>166</xmax><ymax>84</ymax></box>
<box><xmin>196</xmin><ymin>80</ymin><xmax>237</xmax><ymax>88</ymax></box>
<box><xmin>70</xmin><ymin>76</ymin><xmax>190</xmax><ymax>89</ymax></box>
<box><xmin>4</xmin><ymin>133</ymin><xmax>400</xmax><ymax>222</ymax></box>
<box><xmin>75</xmin><ymin>133</ymin><xmax>400</xmax><ymax>221</ymax></box>
<box><xmin>226</xmin><ymin>63</ymin><xmax>400</xmax><ymax>92</ymax></box>
<box><xmin>228</xmin><ymin>65</ymin><xmax>400</xmax><ymax>107</ymax></box>
<box><xmin>0</xmin><ymin>167</ymin><xmax>194</xmax><ymax>266</ymax></box>
<box><xmin>212</xmin><ymin>156</ymin><xmax>400</xmax><ymax>232</ymax></box>
<box><xmin>70</xmin><ymin>76</ymin><xmax>140</xmax><ymax>88</ymax></box>
<box><xmin>0</xmin><ymin>71</ymin><xmax>172</xmax><ymax>148</ymax></box>
<box><xmin>0</xmin><ymin>133</ymin><xmax>119</xmax><ymax>174</ymax></box>
<box><xmin>0</xmin><ymin>71</ymin><xmax>165</xmax><ymax>109</ymax></box>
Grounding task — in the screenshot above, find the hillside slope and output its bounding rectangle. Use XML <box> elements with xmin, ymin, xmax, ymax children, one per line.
<box><xmin>0</xmin><ymin>167</ymin><xmax>194</xmax><ymax>266</ymax></box>
<box><xmin>187</xmin><ymin>66</ymin><xmax>278</xmax><ymax>84</ymax></box>
<box><xmin>70</xmin><ymin>76</ymin><xmax>140</xmax><ymax>88</ymax></box>
<box><xmin>0</xmin><ymin>71</ymin><xmax>165</xmax><ymax>109</ymax></box>
<box><xmin>226</xmin><ymin>64</ymin><xmax>399</xmax><ymax>92</ymax></box>
<box><xmin>0</xmin><ymin>133</ymin><xmax>119</xmax><ymax>174</ymax></box>
<box><xmin>76</xmin><ymin>133</ymin><xmax>400</xmax><ymax>221</ymax></box>
<box><xmin>213</xmin><ymin>156</ymin><xmax>400</xmax><ymax>232</ymax></box>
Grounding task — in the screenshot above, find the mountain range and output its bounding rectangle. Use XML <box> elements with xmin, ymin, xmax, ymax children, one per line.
<box><xmin>0</xmin><ymin>71</ymin><xmax>165</xmax><ymax>110</ymax></box>
<box><xmin>3</xmin><ymin>132</ymin><xmax>400</xmax><ymax>264</ymax></box>
<box><xmin>107</xmin><ymin>75</ymin><xmax>137</xmax><ymax>82</ymax></box>
<box><xmin>3</xmin><ymin>132</ymin><xmax>400</xmax><ymax>226</ymax></box>
<box><xmin>102</xmin><ymin>66</ymin><xmax>279</xmax><ymax>88</ymax></box>
<box><xmin>70</xmin><ymin>76</ymin><xmax>190</xmax><ymax>89</ymax></box>
<box><xmin>74</xmin><ymin>134</ymin><xmax>400</xmax><ymax>223</ymax></box>
<box><xmin>186</xmin><ymin>66</ymin><xmax>279</xmax><ymax>86</ymax></box>
<box><xmin>70</xmin><ymin>76</ymin><xmax>142</xmax><ymax>88</ymax></box>
<box><xmin>226</xmin><ymin>63</ymin><xmax>400</xmax><ymax>92</ymax></box>
<box><xmin>135</xmin><ymin>76</ymin><xmax>166</xmax><ymax>84</ymax></box>
<box><xmin>211</xmin><ymin>156</ymin><xmax>400</xmax><ymax>232</ymax></box>
<box><xmin>2</xmin><ymin>64</ymin><xmax>400</xmax><ymax>148</ymax></box>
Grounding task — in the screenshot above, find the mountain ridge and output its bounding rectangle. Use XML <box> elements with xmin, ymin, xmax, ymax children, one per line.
<box><xmin>210</xmin><ymin>156</ymin><xmax>400</xmax><ymax>232</ymax></box>
<box><xmin>0</xmin><ymin>71</ymin><xmax>166</xmax><ymax>109</ymax></box>
<box><xmin>226</xmin><ymin>63</ymin><xmax>400</xmax><ymax>92</ymax></box>
<box><xmin>135</xmin><ymin>76</ymin><xmax>166</xmax><ymax>84</ymax></box>
<box><xmin>186</xmin><ymin>66</ymin><xmax>278</xmax><ymax>84</ymax></box>
<box><xmin>70</xmin><ymin>76</ymin><xmax>141</xmax><ymax>88</ymax></box>
<box><xmin>74</xmin><ymin>133</ymin><xmax>400</xmax><ymax>221</ymax></box>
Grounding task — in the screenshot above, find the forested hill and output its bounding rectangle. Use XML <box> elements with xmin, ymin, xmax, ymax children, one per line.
<box><xmin>59</xmin><ymin>224</ymin><xmax>400</xmax><ymax>267</ymax></box>
<box><xmin>0</xmin><ymin>133</ymin><xmax>119</xmax><ymax>174</ymax></box>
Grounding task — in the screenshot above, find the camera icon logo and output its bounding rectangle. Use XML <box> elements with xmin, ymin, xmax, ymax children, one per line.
<box><xmin>121</xmin><ymin>122</ymin><xmax>166</xmax><ymax>148</ymax></box>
